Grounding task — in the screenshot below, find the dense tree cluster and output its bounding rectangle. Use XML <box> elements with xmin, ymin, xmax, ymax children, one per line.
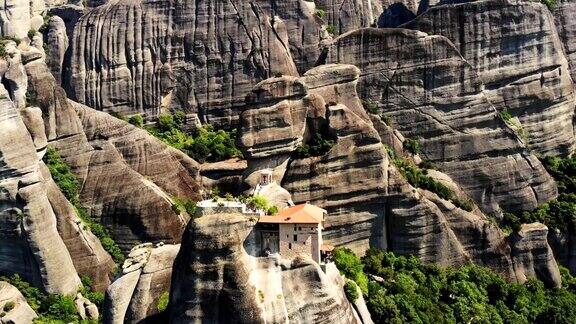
<box><xmin>145</xmin><ymin>112</ymin><xmax>242</xmax><ymax>163</ymax></box>
<box><xmin>44</xmin><ymin>147</ymin><xmax>125</xmax><ymax>265</ymax></box>
<box><xmin>501</xmin><ymin>155</ymin><xmax>576</xmax><ymax>233</ymax></box>
<box><xmin>0</xmin><ymin>274</ymin><xmax>102</xmax><ymax>323</ymax></box>
<box><xmin>334</xmin><ymin>248</ymin><xmax>576</xmax><ymax>323</ymax></box>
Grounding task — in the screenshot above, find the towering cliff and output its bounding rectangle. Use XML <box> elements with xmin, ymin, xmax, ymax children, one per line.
<box><xmin>407</xmin><ymin>0</ymin><xmax>576</xmax><ymax>155</ymax></box>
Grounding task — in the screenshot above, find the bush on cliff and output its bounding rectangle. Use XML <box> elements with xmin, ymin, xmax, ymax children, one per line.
<box><xmin>333</xmin><ymin>248</ymin><xmax>576</xmax><ymax>323</ymax></box>
<box><xmin>44</xmin><ymin>147</ymin><xmax>125</xmax><ymax>265</ymax></box>
<box><xmin>147</xmin><ymin>112</ymin><xmax>242</xmax><ymax>163</ymax></box>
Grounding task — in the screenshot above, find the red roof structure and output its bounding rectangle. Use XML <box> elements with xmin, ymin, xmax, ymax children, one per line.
<box><xmin>258</xmin><ymin>203</ymin><xmax>326</xmax><ymax>224</ymax></box>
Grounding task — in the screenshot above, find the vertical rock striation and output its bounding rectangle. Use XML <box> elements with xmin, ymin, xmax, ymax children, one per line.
<box><xmin>406</xmin><ymin>0</ymin><xmax>576</xmax><ymax>155</ymax></box>
<box><xmin>326</xmin><ymin>28</ymin><xmax>557</xmax><ymax>214</ymax></box>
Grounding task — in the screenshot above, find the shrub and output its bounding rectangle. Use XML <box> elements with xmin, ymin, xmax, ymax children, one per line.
<box><xmin>173</xmin><ymin>110</ymin><xmax>186</xmax><ymax>127</ymax></box>
<box><xmin>344</xmin><ymin>280</ymin><xmax>359</xmax><ymax>302</ymax></box>
<box><xmin>247</xmin><ymin>195</ymin><xmax>269</xmax><ymax>211</ymax></box>
<box><xmin>296</xmin><ymin>133</ymin><xmax>336</xmax><ymax>158</ymax></box>
<box><xmin>542</xmin><ymin>0</ymin><xmax>556</xmax><ymax>10</ymax></box>
<box><xmin>3</xmin><ymin>301</ymin><xmax>15</xmax><ymax>312</ymax></box>
<box><xmin>146</xmin><ymin>113</ymin><xmax>242</xmax><ymax>163</ymax></box>
<box><xmin>361</xmin><ymin>99</ymin><xmax>379</xmax><ymax>114</ymax></box>
<box><xmin>157</xmin><ymin>291</ymin><xmax>169</xmax><ymax>313</ymax></box>
<box><xmin>403</xmin><ymin>138</ymin><xmax>421</xmax><ymax>155</ymax></box>
<box><xmin>381</xmin><ymin>114</ymin><xmax>392</xmax><ymax>126</ymax></box>
<box><xmin>25</xmin><ymin>90</ymin><xmax>37</xmax><ymax>106</ymax></box>
<box><xmin>499</xmin><ymin>109</ymin><xmax>513</xmax><ymax>122</ymax></box>
<box><xmin>326</xmin><ymin>24</ymin><xmax>336</xmax><ymax>35</ymax></box>
<box><xmin>316</xmin><ymin>8</ymin><xmax>327</xmax><ymax>19</ymax></box>
<box><xmin>27</xmin><ymin>29</ymin><xmax>36</xmax><ymax>39</ymax></box>
<box><xmin>128</xmin><ymin>115</ymin><xmax>144</xmax><ymax>127</ymax></box>
<box><xmin>109</xmin><ymin>111</ymin><xmax>127</xmax><ymax>121</ymax></box>
<box><xmin>267</xmin><ymin>205</ymin><xmax>279</xmax><ymax>215</ymax></box>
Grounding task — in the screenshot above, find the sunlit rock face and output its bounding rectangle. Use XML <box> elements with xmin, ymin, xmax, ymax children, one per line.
<box><xmin>406</xmin><ymin>0</ymin><xmax>576</xmax><ymax>155</ymax></box>
<box><xmin>326</xmin><ymin>28</ymin><xmax>557</xmax><ymax>214</ymax></box>
<box><xmin>68</xmin><ymin>0</ymin><xmax>329</xmax><ymax>127</ymax></box>
<box><xmin>169</xmin><ymin>212</ymin><xmax>363</xmax><ymax>323</ymax></box>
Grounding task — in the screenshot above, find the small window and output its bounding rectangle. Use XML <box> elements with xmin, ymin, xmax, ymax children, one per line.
<box><xmin>298</xmin><ymin>227</ymin><xmax>301</xmax><ymax>231</ymax></box>
<box><xmin>293</xmin><ymin>234</ymin><xmax>297</xmax><ymax>242</ymax></box>
<box><xmin>288</xmin><ymin>243</ymin><xmax>292</xmax><ymax>249</ymax></box>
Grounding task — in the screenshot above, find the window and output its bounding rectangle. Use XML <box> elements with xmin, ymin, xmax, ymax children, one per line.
<box><xmin>288</xmin><ymin>243</ymin><xmax>292</xmax><ymax>249</ymax></box>
<box><xmin>293</xmin><ymin>234</ymin><xmax>297</xmax><ymax>242</ymax></box>
<box><xmin>298</xmin><ymin>227</ymin><xmax>301</xmax><ymax>231</ymax></box>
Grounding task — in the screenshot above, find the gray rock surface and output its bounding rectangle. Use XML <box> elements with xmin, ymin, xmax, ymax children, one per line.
<box><xmin>554</xmin><ymin>0</ymin><xmax>576</xmax><ymax>83</ymax></box>
<box><xmin>0</xmin><ymin>281</ymin><xmax>37</xmax><ymax>324</ymax></box>
<box><xmin>238</xmin><ymin>64</ymin><xmax>560</xmax><ymax>284</ymax></box>
<box><xmin>103</xmin><ymin>243</ymin><xmax>179</xmax><ymax>324</ymax></box>
<box><xmin>327</xmin><ymin>28</ymin><xmax>557</xmax><ymax>214</ymax></box>
<box><xmin>69</xmin><ymin>0</ymin><xmax>327</xmax><ymax>126</ymax></box>
<box><xmin>0</xmin><ymin>0</ymin><xmax>44</xmax><ymax>38</ymax></box>
<box><xmin>510</xmin><ymin>223</ymin><xmax>562</xmax><ymax>288</ymax></box>
<box><xmin>169</xmin><ymin>212</ymin><xmax>362</xmax><ymax>323</ymax></box>
<box><xmin>407</xmin><ymin>0</ymin><xmax>576</xmax><ymax>155</ymax></box>
<box><xmin>45</xmin><ymin>15</ymin><xmax>68</xmax><ymax>84</ymax></box>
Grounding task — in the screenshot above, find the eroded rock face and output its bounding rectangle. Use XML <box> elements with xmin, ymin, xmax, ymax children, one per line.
<box><xmin>103</xmin><ymin>243</ymin><xmax>179</xmax><ymax>324</ymax></box>
<box><xmin>238</xmin><ymin>64</ymin><xmax>560</xmax><ymax>284</ymax></box>
<box><xmin>0</xmin><ymin>0</ymin><xmax>44</xmax><ymax>38</ymax></box>
<box><xmin>69</xmin><ymin>0</ymin><xmax>329</xmax><ymax>126</ymax></box>
<box><xmin>26</xmin><ymin>57</ymin><xmax>201</xmax><ymax>251</ymax></box>
<box><xmin>169</xmin><ymin>212</ymin><xmax>362</xmax><ymax>323</ymax></box>
<box><xmin>554</xmin><ymin>0</ymin><xmax>576</xmax><ymax>83</ymax></box>
<box><xmin>326</xmin><ymin>28</ymin><xmax>557</xmax><ymax>214</ymax></box>
<box><xmin>407</xmin><ymin>0</ymin><xmax>576</xmax><ymax>155</ymax></box>
<box><xmin>510</xmin><ymin>223</ymin><xmax>562</xmax><ymax>288</ymax></box>
<box><xmin>0</xmin><ymin>281</ymin><xmax>38</xmax><ymax>323</ymax></box>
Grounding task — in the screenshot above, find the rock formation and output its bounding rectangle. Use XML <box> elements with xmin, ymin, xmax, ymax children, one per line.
<box><xmin>510</xmin><ymin>223</ymin><xmax>562</xmax><ymax>288</ymax></box>
<box><xmin>103</xmin><ymin>243</ymin><xmax>179</xmax><ymax>324</ymax></box>
<box><xmin>68</xmin><ymin>0</ymin><xmax>327</xmax><ymax>126</ymax></box>
<box><xmin>238</xmin><ymin>63</ymin><xmax>561</xmax><ymax>286</ymax></box>
<box><xmin>169</xmin><ymin>212</ymin><xmax>364</xmax><ymax>323</ymax></box>
<box><xmin>326</xmin><ymin>28</ymin><xmax>557</xmax><ymax>214</ymax></box>
<box><xmin>0</xmin><ymin>281</ymin><xmax>38</xmax><ymax>323</ymax></box>
<box><xmin>554</xmin><ymin>0</ymin><xmax>576</xmax><ymax>83</ymax></box>
<box><xmin>406</xmin><ymin>0</ymin><xmax>576</xmax><ymax>155</ymax></box>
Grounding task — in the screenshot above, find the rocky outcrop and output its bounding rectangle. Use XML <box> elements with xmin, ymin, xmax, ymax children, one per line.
<box><xmin>0</xmin><ymin>281</ymin><xmax>37</xmax><ymax>323</ymax></box>
<box><xmin>103</xmin><ymin>243</ymin><xmax>178</xmax><ymax>324</ymax></box>
<box><xmin>169</xmin><ymin>212</ymin><xmax>362</xmax><ymax>323</ymax></box>
<box><xmin>407</xmin><ymin>0</ymin><xmax>576</xmax><ymax>155</ymax></box>
<box><xmin>554</xmin><ymin>0</ymin><xmax>576</xmax><ymax>83</ymax></box>
<box><xmin>69</xmin><ymin>0</ymin><xmax>329</xmax><ymax>126</ymax></box>
<box><xmin>0</xmin><ymin>0</ymin><xmax>44</xmax><ymax>38</ymax></box>
<box><xmin>45</xmin><ymin>15</ymin><xmax>68</xmax><ymax>84</ymax></box>
<box><xmin>510</xmin><ymin>223</ymin><xmax>562</xmax><ymax>288</ymax></box>
<box><xmin>238</xmin><ymin>64</ymin><xmax>561</xmax><ymax>284</ymax></box>
<box><xmin>326</xmin><ymin>28</ymin><xmax>557</xmax><ymax>214</ymax></box>
<box><xmin>26</xmin><ymin>55</ymin><xmax>202</xmax><ymax>251</ymax></box>
<box><xmin>0</xmin><ymin>45</ymin><xmax>82</xmax><ymax>294</ymax></box>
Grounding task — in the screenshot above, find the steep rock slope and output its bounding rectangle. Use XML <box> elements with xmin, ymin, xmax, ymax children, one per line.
<box><xmin>169</xmin><ymin>212</ymin><xmax>363</xmax><ymax>323</ymax></box>
<box><xmin>553</xmin><ymin>0</ymin><xmax>576</xmax><ymax>83</ymax></box>
<box><xmin>326</xmin><ymin>28</ymin><xmax>557</xmax><ymax>214</ymax></box>
<box><xmin>69</xmin><ymin>0</ymin><xmax>327</xmax><ymax>126</ymax></box>
<box><xmin>407</xmin><ymin>0</ymin><xmax>576</xmax><ymax>155</ymax></box>
<box><xmin>237</xmin><ymin>64</ymin><xmax>560</xmax><ymax>286</ymax></box>
<box><xmin>103</xmin><ymin>243</ymin><xmax>178</xmax><ymax>324</ymax></box>
<box><xmin>26</xmin><ymin>57</ymin><xmax>202</xmax><ymax>250</ymax></box>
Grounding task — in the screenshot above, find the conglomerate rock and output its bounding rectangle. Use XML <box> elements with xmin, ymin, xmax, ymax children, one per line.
<box><xmin>326</xmin><ymin>28</ymin><xmax>557</xmax><ymax>214</ymax></box>
<box><xmin>406</xmin><ymin>0</ymin><xmax>576</xmax><ymax>155</ymax></box>
<box><xmin>169</xmin><ymin>212</ymin><xmax>363</xmax><ymax>323</ymax></box>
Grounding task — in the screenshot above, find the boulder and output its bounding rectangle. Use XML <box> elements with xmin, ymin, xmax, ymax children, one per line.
<box><xmin>0</xmin><ymin>281</ymin><xmax>37</xmax><ymax>324</ymax></box>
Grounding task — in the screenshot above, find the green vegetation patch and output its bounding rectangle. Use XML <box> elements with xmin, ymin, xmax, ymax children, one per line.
<box><xmin>334</xmin><ymin>248</ymin><xmax>576</xmax><ymax>323</ymax></box>
<box><xmin>0</xmin><ymin>274</ymin><xmax>101</xmax><ymax>323</ymax></box>
<box><xmin>157</xmin><ymin>291</ymin><xmax>169</xmax><ymax>313</ymax></box>
<box><xmin>403</xmin><ymin>138</ymin><xmax>421</xmax><ymax>155</ymax></box>
<box><xmin>146</xmin><ymin>111</ymin><xmax>242</xmax><ymax>163</ymax></box>
<box><xmin>44</xmin><ymin>147</ymin><xmax>125</xmax><ymax>265</ymax></box>
<box><xmin>393</xmin><ymin>158</ymin><xmax>474</xmax><ymax>212</ymax></box>
<box><xmin>500</xmin><ymin>155</ymin><xmax>576</xmax><ymax>233</ymax></box>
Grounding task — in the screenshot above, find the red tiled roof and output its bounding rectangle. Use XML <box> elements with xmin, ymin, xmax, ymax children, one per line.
<box><xmin>258</xmin><ymin>203</ymin><xmax>326</xmax><ymax>224</ymax></box>
<box><xmin>320</xmin><ymin>244</ymin><xmax>335</xmax><ymax>252</ymax></box>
